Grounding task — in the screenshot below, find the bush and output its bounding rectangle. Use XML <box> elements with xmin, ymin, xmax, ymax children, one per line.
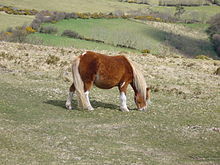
<box><xmin>195</xmin><ymin>55</ymin><xmax>212</xmax><ymax>60</ymax></box>
<box><xmin>159</xmin><ymin>0</ymin><xmax>211</xmax><ymax>6</ymax></box>
<box><xmin>214</xmin><ymin>0</ymin><xmax>220</xmax><ymax>5</ymax></box>
<box><xmin>118</xmin><ymin>0</ymin><xmax>149</xmax><ymax>4</ymax></box>
<box><xmin>141</xmin><ymin>49</ymin><xmax>151</xmax><ymax>53</ymax></box>
<box><xmin>39</xmin><ymin>26</ymin><xmax>58</xmax><ymax>34</ymax></box>
<box><xmin>0</xmin><ymin>26</ymin><xmax>28</xmax><ymax>43</ymax></box>
<box><xmin>207</xmin><ymin>13</ymin><xmax>220</xmax><ymax>37</ymax></box>
<box><xmin>46</xmin><ymin>55</ymin><xmax>60</xmax><ymax>65</ymax></box>
<box><xmin>25</xmin><ymin>26</ymin><xmax>36</xmax><ymax>33</ymax></box>
<box><xmin>212</xmin><ymin>34</ymin><xmax>220</xmax><ymax>47</ymax></box>
<box><xmin>61</xmin><ymin>30</ymin><xmax>83</xmax><ymax>39</ymax></box>
<box><xmin>207</xmin><ymin>13</ymin><xmax>220</xmax><ymax>56</ymax></box>
<box><xmin>0</xmin><ymin>6</ymin><xmax>38</xmax><ymax>15</ymax></box>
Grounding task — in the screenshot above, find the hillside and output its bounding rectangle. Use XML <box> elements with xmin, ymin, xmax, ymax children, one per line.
<box><xmin>0</xmin><ymin>41</ymin><xmax>220</xmax><ymax>164</ymax></box>
<box><xmin>0</xmin><ymin>0</ymin><xmax>147</xmax><ymax>13</ymax></box>
<box><xmin>0</xmin><ymin>0</ymin><xmax>220</xmax><ymax>32</ymax></box>
<box><xmin>0</xmin><ymin>0</ymin><xmax>220</xmax><ymax>164</ymax></box>
<box><xmin>34</xmin><ymin>18</ymin><xmax>217</xmax><ymax>58</ymax></box>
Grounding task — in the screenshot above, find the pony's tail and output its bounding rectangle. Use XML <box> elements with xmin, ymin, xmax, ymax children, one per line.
<box><xmin>71</xmin><ymin>56</ymin><xmax>88</xmax><ymax>109</ymax></box>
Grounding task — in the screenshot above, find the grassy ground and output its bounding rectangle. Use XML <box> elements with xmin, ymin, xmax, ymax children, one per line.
<box><xmin>30</xmin><ymin>33</ymin><xmax>138</xmax><ymax>53</ymax></box>
<box><xmin>0</xmin><ymin>12</ymin><xmax>34</xmax><ymax>31</ymax></box>
<box><xmin>0</xmin><ymin>0</ymin><xmax>147</xmax><ymax>13</ymax></box>
<box><xmin>0</xmin><ymin>42</ymin><xmax>220</xmax><ymax>164</ymax></box>
<box><xmin>151</xmin><ymin>6</ymin><xmax>220</xmax><ymax>23</ymax></box>
<box><xmin>36</xmin><ymin>19</ymin><xmax>162</xmax><ymax>52</ymax></box>
<box><xmin>1</xmin><ymin>0</ymin><xmax>219</xmax><ymax>22</ymax></box>
<box><xmin>34</xmin><ymin>18</ymin><xmax>217</xmax><ymax>58</ymax></box>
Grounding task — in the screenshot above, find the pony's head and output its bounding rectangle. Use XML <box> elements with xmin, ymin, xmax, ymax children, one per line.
<box><xmin>134</xmin><ymin>87</ymin><xmax>150</xmax><ymax>111</ymax></box>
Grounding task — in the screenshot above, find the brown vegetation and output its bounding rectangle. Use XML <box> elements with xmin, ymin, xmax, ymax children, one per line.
<box><xmin>0</xmin><ymin>5</ymin><xmax>38</xmax><ymax>15</ymax></box>
<box><xmin>0</xmin><ymin>25</ymin><xmax>36</xmax><ymax>43</ymax></box>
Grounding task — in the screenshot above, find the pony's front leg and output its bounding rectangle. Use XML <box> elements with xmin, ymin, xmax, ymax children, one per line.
<box><xmin>120</xmin><ymin>92</ymin><xmax>129</xmax><ymax>112</ymax></box>
<box><xmin>85</xmin><ymin>91</ymin><xmax>94</xmax><ymax>111</ymax></box>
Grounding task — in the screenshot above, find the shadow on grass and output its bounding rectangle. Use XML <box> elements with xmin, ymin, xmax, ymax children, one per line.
<box><xmin>44</xmin><ymin>99</ymin><xmax>119</xmax><ymax>110</ymax></box>
<box><xmin>143</xmin><ymin>28</ymin><xmax>217</xmax><ymax>58</ymax></box>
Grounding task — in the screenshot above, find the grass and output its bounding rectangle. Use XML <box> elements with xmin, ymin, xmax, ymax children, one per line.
<box><xmin>0</xmin><ymin>0</ymin><xmax>147</xmax><ymax>13</ymax></box>
<box><xmin>152</xmin><ymin>6</ymin><xmax>220</xmax><ymax>23</ymax></box>
<box><xmin>180</xmin><ymin>23</ymin><xmax>209</xmax><ymax>30</ymax></box>
<box><xmin>0</xmin><ymin>12</ymin><xmax>34</xmax><ymax>31</ymax></box>
<box><xmin>37</xmin><ymin>19</ymin><xmax>163</xmax><ymax>52</ymax></box>
<box><xmin>34</xmin><ymin>18</ymin><xmax>217</xmax><ymax>58</ymax></box>
<box><xmin>30</xmin><ymin>33</ymin><xmax>139</xmax><ymax>53</ymax></box>
<box><xmin>0</xmin><ymin>42</ymin><xmax>220</xmax><ymax>164</ymax></box>
<box><xmin>0</xmin><ymin>62</ymin><xmax>219</xmax><ymax>164</ymax></box>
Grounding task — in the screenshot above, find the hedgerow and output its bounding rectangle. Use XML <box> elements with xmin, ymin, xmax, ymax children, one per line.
<box><xmin>207</xmin><ymin>13</ymin><xmax>220</xmax><ymax>56</ymax></box>
<box><xmin>158</xmin><ymin>0</ymin><xmax>211</xmax><ymax>6</ymax></box>
<box><xmin>0</xmin><ymin>25</ymin><xmax>36</xmax><ymax>43</ymax></box>
<box><xmin>0</xmin><ymin>5</ymin><xmax>38</xmax><ymax>15</ymax></box>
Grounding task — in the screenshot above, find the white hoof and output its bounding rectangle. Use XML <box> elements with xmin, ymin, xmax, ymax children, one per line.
<box><xmin>120</xmin><ymin>107</ymin><xmax>129</xmax><ymax>112</ymax></box>
<box><xmin>88</xmin><ymin>106</ymin><xmax>94</xmax><ymax>111</ymax></box>
<box><xmin>66</xmin><ymin>102</ymin><xmax>72</xmax><ymax>110</ymax></box>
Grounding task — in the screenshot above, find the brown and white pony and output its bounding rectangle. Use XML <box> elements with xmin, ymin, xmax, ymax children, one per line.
<box><xmin>66</xmin><ymin>51</ymin><xmax>150</xmax><ymax>112</ymax></box>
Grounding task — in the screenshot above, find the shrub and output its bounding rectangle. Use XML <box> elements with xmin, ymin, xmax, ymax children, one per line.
<box><xmin>76</xmin><ymin>13</ymin><xmax>90</xmax><ymax>19</ymax></box>
<box><xmin>159</xmin><ymin>0</ymin><xmax>210</xmax><ymax>6</ymax></box>
<box><xmin>141</xmin><ymin>49</ymin><xmax>151</xmax><ymax>53</ymax></box>
<box><xmin>10</xmin><ymin>27</ymin><xmax>28</xmax><ymax>43</ymax></box>
<box><xmin>64</xmin><ymin>12</ymin><xmax>78</xmax><ymax>19</ymax></box>
<box><xmin>207</xmin><ymin>13</ymin><xmax>220</xmax><ymax>56</ymax></box>
<box><xmin>207</xmin><ymin>13</ymin><xmax>220</xmax><ymax>37</ymax></box>
<box><xmin>212</xmin><ymin>34</ymin><xmax>220</xmax><ymax>48</ymax></box>
<box><xmin>174</xmin><ymin>5</ymin><xmax>185</xmax><ymax>18</ymax></box>
<box><xmin>0</xmin><ymin>6</ymin><xmax>38</xmax><ymax>16</ymax></box>
<box><xmin>46</xmin><ymin>55</ymin><xmax>60</xmax><ymax>65</ymax></box>
<box><xmin>214</xmin><ymin>0</ymin><xmax>220</xmax><ymax>5</ymax></box>
<box><xmin>25</xmin><ymin>26</ymin><xmax>36</xmax><ymax>33</ymax></box>
<box><xmin>39</xmin><ymin>26</ymin><xmax>58</xmax><ymax>34</ymax></box>
<box><xmin>214</xmin><ymin>67</ymin><xmax>220</xmax><ymax>75</ymax></box>
<box><xmin>61</xmin><ymin>30</ymin><xmax>83</xmax><ymax>39</ymax></box>
<box><xmin>195</xmin><ymin>55</ymin><xmax>212</xmax><ymax>60</ymax></box>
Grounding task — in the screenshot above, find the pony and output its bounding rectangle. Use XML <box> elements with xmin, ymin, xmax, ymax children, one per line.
<box><xmin>66</xmin><ymin>51</ymin><xmax>150</xmax><ymax>112</ymax></box>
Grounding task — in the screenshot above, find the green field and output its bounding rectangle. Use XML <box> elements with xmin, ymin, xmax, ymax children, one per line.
<box><xmin>0</xmin><ymin>0</ymin><xmax>147</xmax><ymax>13</ymax></box>
<box><xmin>0</xmin><ymin>42</ymin><xmax>220</xmax><ymax>164</ymax></box>
<box><xmin>153</xmin><ymin>6</ymin><xmax>220</xmax><ymax>22</ymax></box>
<box><xmin>30</xmin><ymin>33</ymin><xmax>139</xmax><ymax>52</ymax></box>
<box><xmin>33</xmin><ymin>18</ymin><xmax>217</xmax><ymax>58</ymax></box>
<box><xmin>37</xmin><ymin>19</ymin><xmax>162</xmax><ymax>52</ymax></box>
<box><xmin>0</xmin><ymin>12</ymin><xmax>34</xmax><ymax>31</ymax></box>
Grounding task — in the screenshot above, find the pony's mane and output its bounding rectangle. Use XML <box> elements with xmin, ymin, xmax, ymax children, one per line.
<box><xmin>126</xmin><ymin>58</ymin><xmax>147</xmax><ymax>100</ymax></box>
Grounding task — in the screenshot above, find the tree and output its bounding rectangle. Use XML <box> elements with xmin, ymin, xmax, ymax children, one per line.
<box><xmin>174</xmin><ymin>5</ymin><xmax>185</xmax><ymax>18</ymax></box>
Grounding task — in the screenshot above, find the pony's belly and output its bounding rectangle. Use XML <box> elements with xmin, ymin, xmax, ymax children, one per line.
<box><xmin>94</xmin><ymin>74</ymin><xmax>118</xmax><ymax>89</ymax></box>
<box><xmin>94</xmin><ymin>80</ymin><xmax>116</xmax><ymax>89</ymax></box>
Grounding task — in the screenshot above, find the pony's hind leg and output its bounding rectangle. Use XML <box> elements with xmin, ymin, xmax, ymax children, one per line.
<box><xmin>66</xmin><ymin>83</ymin><xmax>75</xmax><ymax>110</ymax></box>
<box><xmin>84</xmin><ymin>81</ymin><xmax>94</xmax><ymax>111</ymax></box>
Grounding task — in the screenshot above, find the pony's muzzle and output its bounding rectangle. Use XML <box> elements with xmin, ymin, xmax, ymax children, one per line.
<box><xmin>139</xmin><ymin>106</ymin><xmax>147</xmax><ymax>111</ymax></box>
